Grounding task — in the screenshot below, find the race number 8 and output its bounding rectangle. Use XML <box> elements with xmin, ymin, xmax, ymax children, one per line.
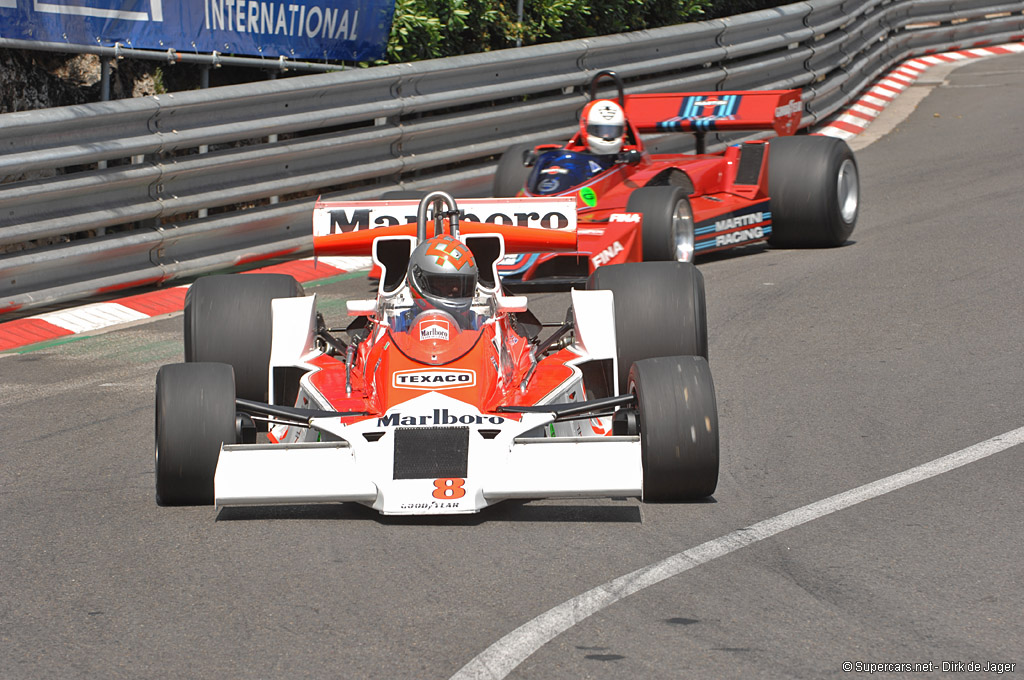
<box><xmin>432</xmin><ymin>478</ymin><xmax>466</xmax><ymax>499</ymax></box>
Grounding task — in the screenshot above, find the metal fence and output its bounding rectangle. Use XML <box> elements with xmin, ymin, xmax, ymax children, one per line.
<box><xmin>1</xmin><ymin>0</ymin><xmax>1022</xmax><ymax>313</ymax></box>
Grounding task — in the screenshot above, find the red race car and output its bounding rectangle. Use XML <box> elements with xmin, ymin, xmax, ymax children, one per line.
<box><xmin>493</xmin><ymin>71</ymin><xmax>860</xmax><ymax>285</ymax></box>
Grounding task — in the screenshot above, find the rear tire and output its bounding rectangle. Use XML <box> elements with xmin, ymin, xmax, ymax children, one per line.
<box><xmin>587</xmin><ymin>262</ymin><xmax>707</xmax><ymax>391</ymax></box>
<box><xmin>184</xmin><ymin>274</ymin><xmax>303</xmax><ymax>402</ymax></box>
<box><xmin>625</xmin><ymin>186</ymin><xmax>695</xmax><ymax>262</ymax></box>
<box><xmin>155</xmin><ymin>362</ymin><xmax>237</xmax><ymax>506</ymax></box>
<box><xmin>630</xmin><ymin>356</ymin><xmax>718</xmax><ymax>501</ymax></box>
<box><xmin>768</xmin><ymin>135</ymin><xmax>859</xmax><ymax>247</ymax></box>
<box><xmin>493</xmin><ymin>143</ymin><xmax>537</xmax><ymax>197</ymax></box>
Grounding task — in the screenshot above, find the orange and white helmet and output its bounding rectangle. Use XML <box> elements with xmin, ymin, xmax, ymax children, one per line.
<box><xmin>408</xmin><ymin>234</ymin><xmax>478</xmax><ymax>316</ymax></box>
<box><xmin>581</xmin><ymin>99</ymin><xmax>626</xmax><ymax>155</ymax></box>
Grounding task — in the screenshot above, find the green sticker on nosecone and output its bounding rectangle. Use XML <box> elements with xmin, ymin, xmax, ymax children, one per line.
<box><xmin>579</xmin><ymin>187</ymin><xmax>597</xmax><ymax>207</ymax></box>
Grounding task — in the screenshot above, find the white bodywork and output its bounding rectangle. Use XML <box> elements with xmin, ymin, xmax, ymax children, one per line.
<box><xmin>215</xmin><ymin>391</ymin><xmax>643</xmax><ymax>515</ymax></box>
<box><xmin>570</xmin><ymin>288</ymin><xmax>619</xmax><ymax>392</ymax></box>
<box><xmin>214</xmin><ymin>215</ymin><xmax>643</xmax><ymax>516</ymax></box>
<box><xmin>213</xmin><ymin>288</ymin><xmax>642</xmax><ymax>515</ymax></box>
<box><xmin>266</xmin><ymin>295</ymin><xmax>321</xmax><ymax>407</ymax></box>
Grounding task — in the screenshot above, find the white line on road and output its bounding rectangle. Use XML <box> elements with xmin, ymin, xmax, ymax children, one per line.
<box><xmin>451</xmin><ymin>426</ymin><xmax>1024</xmax><ymax>680</ymax></box>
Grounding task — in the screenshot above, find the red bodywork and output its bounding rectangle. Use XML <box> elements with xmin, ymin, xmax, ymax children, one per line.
<box><xmin>301</xmin><ymin>215</ymin><xmax>599</xmax><ymax>437</ymax></box>
<box><xmin>293</xmin><ymin>318</ymin><xmax>577</xmax><ymax>421</ymax></box>
<box><xmin>498</xmin><ymin>89</ymin><xmax>802</xmax><ymax>281</ymax></box>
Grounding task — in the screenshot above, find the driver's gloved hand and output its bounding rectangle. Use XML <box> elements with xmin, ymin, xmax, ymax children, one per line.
<box><xmin>616</xmin><ymin>149</ymin><xmax>642</xmax><ymax>165</ymax></box>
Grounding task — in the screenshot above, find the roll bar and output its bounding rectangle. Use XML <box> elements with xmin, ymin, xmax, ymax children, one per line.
<box><xmin>588</xmin><ymin>70</ymin><xmax>625</xmax><ymax>106</ymax></box>
<box><xmin>416</xmin><ymin>191</ymin><xmax>460</xmax><ymax>243</ymax></box>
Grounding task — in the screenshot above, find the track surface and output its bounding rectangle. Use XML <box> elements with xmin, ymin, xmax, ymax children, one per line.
<box><xmin>2</xmin><ymin>55</ymin><xmax>1022</xmax><ymax>679</ymax></box>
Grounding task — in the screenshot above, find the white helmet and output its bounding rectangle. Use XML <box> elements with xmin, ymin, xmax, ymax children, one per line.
<box><xmin>583</xmin><ymin>99</ymin><xmax>625</xmax><ymax>155</ymax></box>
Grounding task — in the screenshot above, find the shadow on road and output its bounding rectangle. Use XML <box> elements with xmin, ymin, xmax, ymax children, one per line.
<box><xmin>215</xmin><ymin>499</ymin><xmax>646</xmax><ymax>525</ymax></box>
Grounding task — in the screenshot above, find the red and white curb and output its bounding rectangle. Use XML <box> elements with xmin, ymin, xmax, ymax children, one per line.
<box><xmin>0</xmin><ymin>256</ymin><xmax>369</xmax><ymax>353</ymax></box>
<box><xmin>3</xmin><ymin>41</ymin><xmax>1023</xmax><ymax>353</ymax></box>
<box><xmin>817</xmin><ymin>42</ymin><xmax>1024</xmax><ymax>139</ymax></box>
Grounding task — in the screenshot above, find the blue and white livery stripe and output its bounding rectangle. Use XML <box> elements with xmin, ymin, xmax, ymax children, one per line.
<box><xmin>497</xmin><ymin>253</ymin><xmax>541</xmax><ymax>276</ymax></box>
<box><xmin>694</xmin><ymin>205</ymin><xmax>772</xmax><ymax>251</ymax></box>
<box><xmin>694</xmin><ymin>224</ymin><xmax>772</xmax><ymax>251</ymax></box>
<box><xmin>657</xmin><ymin>95</ymin><xmax>742</xmax><ymax>132</ymax></box>
<box><xmin>694</xmin><ymin>210</ymin><xmax>771</xmax><ymax>236</ymax></box>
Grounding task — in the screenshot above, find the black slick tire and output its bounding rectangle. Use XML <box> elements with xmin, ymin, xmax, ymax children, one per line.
<box><xmin>587</xmin><ymin>261</ymin><xmax>708</xmax><ymax>391</ymax></box>
<box><xmin>155</xmin><ymin>362</ymin><xmax>237</xmax><ymax>506</ymax></box>
<box><xmin>768</xmin><ymin>135</ymin><xmax>859</xmax><ymax>247</ymax></box>
<box><xmin>630</xmin><ymin>356</ymin><xmax>719</xmax><ymax>501</ymax></box>
<box><xmin>184</xmin><ymin>273</ymin><xmax>303</xmax><ymax>402</ymax></box>
<box><xmin>625</xmin><ymin>186</ymin><xmax>695</xmax><ymax>262</ymax></box>
<box><xmin>493</xmin><ymin>143</ymin><xmax>537</xmax><ymax>197</ymax></box>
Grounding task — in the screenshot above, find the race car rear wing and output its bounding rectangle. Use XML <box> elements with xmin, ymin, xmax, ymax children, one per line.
<box><xmin>623</xmin><ymin>89</ymin><xmax>802</xmax><ymax>137</ymax></box>
<box><xmin>313</xmin><ymin>197</ymin><xmax>578</xmax><ymax>257</ymax></box>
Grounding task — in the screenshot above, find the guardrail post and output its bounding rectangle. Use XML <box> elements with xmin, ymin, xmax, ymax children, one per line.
<box><xmin>95</xmin><ymin>55</ymin><xmax>113</xmax><ymax>218</ymax></box>
<box><xmin>100</xmin><ymin>56</ymin><xmax>111</xmax><ymax>102</ymax></box>
<box><xmin>198</xmin><ymin>65</ymin><xmax>211</xmax><ymax>218</ymax></box>
<box><xmin>266</xmin><ymin>69</ymin><xmax>281</xmax><ymax>204</ymax></box>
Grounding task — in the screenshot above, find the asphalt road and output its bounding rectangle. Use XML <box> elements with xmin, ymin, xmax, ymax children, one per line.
<box><xmin>2</xmin><ymin>54</ymin><xmax>1022</xmax><ymax>679</ymax></box>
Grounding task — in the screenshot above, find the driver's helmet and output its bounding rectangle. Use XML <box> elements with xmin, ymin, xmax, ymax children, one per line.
<box><xmin>582</xmin><ymin>99</ymin><xmax>626</xmax><ymax>155</ymax></box>
<box><xmin>408</xmin><ymin>234</ymin><xmax>479</xmax><ymax>316</ymax></box>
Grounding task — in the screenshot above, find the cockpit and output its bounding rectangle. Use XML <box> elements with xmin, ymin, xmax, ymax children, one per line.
<box><xmin>349</xmin><ymin>191</ymin><xmax>526</xmax><ymax>366</ymax></box>
<box><xmin>527</xmin><ymin>150</ymin><xmax>615</xmax><ymax>195</ymax></box>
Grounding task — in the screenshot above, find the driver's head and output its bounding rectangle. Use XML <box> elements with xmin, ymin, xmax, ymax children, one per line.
<box><xmin>408</xmin><ymin>234</ymin><xmax>478</xmax><ymax>315</ymax></box>
<box><xmin>582</xmin><ymin>99</ymin><xmax>625</xmax><ymax>155</ymax></box>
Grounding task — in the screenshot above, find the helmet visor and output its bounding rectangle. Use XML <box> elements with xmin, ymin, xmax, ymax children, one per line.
<box><xmin>415</xmin><ymin>270</ymin><xmax>477</xmax><ymax>299</ymax></box>
<box><xmin>587</xmin><ymin>123</ymin><xmax>623</xmax><ymax>141</ymax></box>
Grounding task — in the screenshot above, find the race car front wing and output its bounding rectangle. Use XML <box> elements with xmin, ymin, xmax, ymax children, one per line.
<box><xmin>214</xmin><ymin>431</ymin><xmax>642</xmax><ymax>515</ymax></box>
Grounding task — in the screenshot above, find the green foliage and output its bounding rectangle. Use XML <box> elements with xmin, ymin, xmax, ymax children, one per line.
<box><xmin>386</xmin><ymin>0</ymin><xmax>445</xmax><ymax>60</ymax></box>
<box><xmin>702</xmin><ymin>0</ymin><xmax>796</xmax><ymax>20</ymax></box>
<box><xmin>384</xmin><ymin>0</ymin><xmax>713</xmax><ymax>63</ymax></box>
<box><xmin>152</xmin><ymin>67</ymin><xmax>167</xmax><ymax>94</ymax></box>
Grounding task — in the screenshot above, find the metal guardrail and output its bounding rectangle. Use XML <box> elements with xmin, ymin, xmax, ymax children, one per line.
<box><xmin>0</xmin><ymin>37</ymin><xmax>349</xmax><ymax>74</ymax></box>
<box><xmin>1</xmin><ymin>0</ymin><xmax>1022</xmax><ymax>313</ymax></box>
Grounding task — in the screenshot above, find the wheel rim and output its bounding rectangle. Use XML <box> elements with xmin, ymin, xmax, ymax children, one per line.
<box><xmin>837</xmin><ymin>158</ymin><xmax>859</xmax><ymax>223</ymax></box>
<box><xmin>672</xmin><ymin>199</ymin><xmax>695</xmax><ymax>262</ymax></box>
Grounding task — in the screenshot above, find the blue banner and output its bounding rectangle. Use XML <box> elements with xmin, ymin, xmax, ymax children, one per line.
<box><xmin>0</xmin><ymin>0</ymin><xmax>395</xmax><ymax>62</ymax></box>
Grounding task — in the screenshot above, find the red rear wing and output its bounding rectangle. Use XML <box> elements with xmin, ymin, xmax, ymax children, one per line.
<box><xmin>313</xmin><ymin>198</ymin><xmax>578</xmax><ymax>256</ymax></box>
<box><xmin>623</xmin><ymin>89</ymin><xmax>802</xmax><ymax>137</ymax></box>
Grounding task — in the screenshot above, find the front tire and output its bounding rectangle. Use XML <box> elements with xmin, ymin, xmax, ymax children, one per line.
<box><xmin>625</xmin><ymin>186</ymin><xmax>695</xmax><ymax>262</ymax></box>
<box><xmin>493</xmin><ymin>143</ymin><xmax>537</xmax><ymax>197</ymax></box>
<box><xmin>155</xmin><ymin>362</ymin><xmax>237</xmax><ymax>506</ymax></box>
<box><xmin>184</xmin><ymin>274</ymin><xmax>303</xmax><ymax>402</ymax></box>
<box><xmin>587</xmin><ymin>261</ymin><xmax>707</xmax><ymax>391</ymax></box>
<box><xmin>631</xmin><ymin>356</ymin><xmax>719</xmax><ymax>501</ymax></box>
<box><xmin>768</xmin><ymin>135</ymin><xmax>859</xmax><ymax>247</ymax></box>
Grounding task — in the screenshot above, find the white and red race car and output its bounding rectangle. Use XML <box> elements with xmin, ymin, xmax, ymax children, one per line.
<box><xmin>155</xmin><ymin>192</ymin><xmax>718</xmax><ymax>515</ymax></box>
